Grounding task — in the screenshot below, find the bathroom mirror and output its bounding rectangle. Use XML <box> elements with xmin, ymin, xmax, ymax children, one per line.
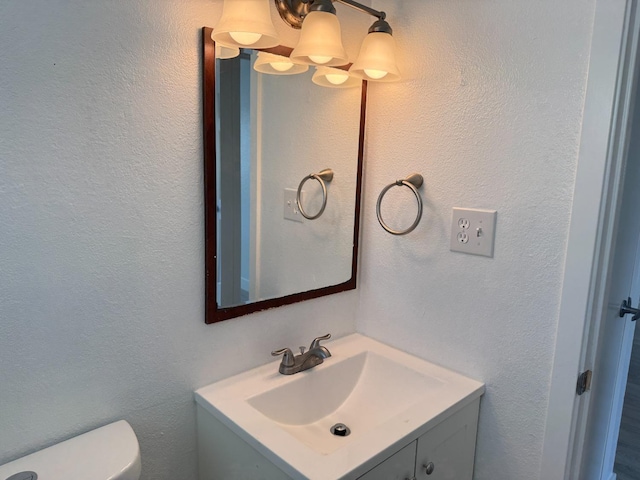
<box><xmin>203</xmin><ymin>28</ymin><xmax>366</xmax><ymax>323</ymax></box>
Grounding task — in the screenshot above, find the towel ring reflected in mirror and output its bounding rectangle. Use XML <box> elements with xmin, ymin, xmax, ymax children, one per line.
<box><xmin>296</xmin><ymin>169</ymin><xmax>334</xmax><ymax>220</ymax></box>
<box><xmin>376</xmin><ymin>173</ymin><xmax>424</xmax><ymax>235</ymax></box>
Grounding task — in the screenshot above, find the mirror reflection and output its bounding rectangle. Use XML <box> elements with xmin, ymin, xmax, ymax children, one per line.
<box><xmin>215</xmin><ymin>48</ymin><xmax>363</xmax><ymax>309</ymax></box>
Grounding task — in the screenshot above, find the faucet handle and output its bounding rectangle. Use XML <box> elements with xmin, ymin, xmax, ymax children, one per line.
<box><xmin>310</xmin><ymin>333</ymin><xmax>331</xmax><ymax>350</ymax></box>
<box><xmin>271</xmin><ymin>348</ymin><xmax>295</xmax><ymax>367</ymax></box>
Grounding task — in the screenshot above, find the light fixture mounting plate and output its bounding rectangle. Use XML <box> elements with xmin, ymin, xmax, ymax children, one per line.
<box><xmin>274</xmin><ymin>0</ymin><xmax>312</xmax><ymax>29</ymax></box>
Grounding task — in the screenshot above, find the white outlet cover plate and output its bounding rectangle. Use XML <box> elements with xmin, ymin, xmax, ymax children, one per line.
<box><xmin>450</xmin><ymin>207</ymin><xmax>497</xmax><ymax>257</ymax></box>
<box><xmin>284</xmin><ymin>188</ymin><xmax>304</xmax><ymax>223</ymax></box>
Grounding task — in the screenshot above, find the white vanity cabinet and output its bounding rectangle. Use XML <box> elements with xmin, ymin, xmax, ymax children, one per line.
<box><xmin>196</xmin><ymin>398</ymin><xmax>480</xmax><ymax>480</ymax></box>
<box><xmin>357</xmin><ymin>400</ymin><xmax>479</xmax><ymax>480</ymax></box>
<box><xmin>195</xmin><ymin>334</ymin><xmax>485</xmax><ymax>480</ymax></box>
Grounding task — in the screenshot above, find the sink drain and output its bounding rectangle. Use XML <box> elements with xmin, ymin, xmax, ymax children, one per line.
<box><xmin>6</xmin><ymin>473</ymin><xmax>38</xmax><ymax>480</ymax></box>
<box><xmin>330</xmin><ymin>423</ymin><xmax>351</xmax><ymax>437</ymax></box>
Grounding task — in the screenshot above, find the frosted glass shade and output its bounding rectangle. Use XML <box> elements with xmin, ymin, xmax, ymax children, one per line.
<box><xmin>253</xmin><ymin>52</ymin><xmax>309</xmax><ymax>75</ymax></box>
<box><xmin>290</xmin><ymin>11</ymin><xmax>349</xmax><ymax>67</ymax></box>
<box><xmin>215</xmin><ymin>43</ymin><xmax>240</xmax><ymax>60</ymax></box>
<box><xmin>349</xmin><ymin>32</ymin><xmax>401</xmax><ymax>82</ymax></box>
<box><xmin>212</xmin><ymin>0</ymin><xmax>279</xmax><ymax>49</ymax></box>
<box><xmin>312</xmin><ymin>66</ymin><xmax>361</xmax><ymax>88</ymax></box>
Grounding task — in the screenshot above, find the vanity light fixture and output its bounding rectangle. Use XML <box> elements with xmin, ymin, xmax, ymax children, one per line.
<box><xmin>213</xmin><ymin>0</ymin><xmax>401</xmax><ymax>82</ymax></box>
<box><xmin>349</xmin><ymin>19</ymin><xmax>400</xmax><ymax>81</ymax></box>
<box><xmin>211</xmin><ymin>0</ymin><xmax>280</xmax><ymax>49</ymax></box>
<box><xmin>253</xmin><ymin>51</ymin><xmax>309</xmax><ymax>75</ymax></box>
<box><xmin>289</xmin><ymin>0</ymin><xmax>349</xmax><ymax>67</ymax></box>
<box><xmin>312</xmin><ymin>66</ymin><xmax>361</xmax><ymax>88</ymax></box>
<box><xmin>215</xmin><ymin>44</ymin><xmax>241</xmax><ymax>59</ymax></box>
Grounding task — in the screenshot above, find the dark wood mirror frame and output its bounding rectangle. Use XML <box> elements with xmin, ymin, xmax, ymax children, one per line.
<box><xmin>202</xmin><ymin>27</ymin><xmax>367</xmax><ymax>324</ymax></box>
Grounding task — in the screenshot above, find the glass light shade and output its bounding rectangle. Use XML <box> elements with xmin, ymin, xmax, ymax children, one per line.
<box><xmin>212</xmin><ymin>0</ymin><xmax>279</xmax><ymax>49</ymax></box>
<box><xmin>290</xmin><ymin>11</ymin><xmax>349</xmax><ymax>67</ymax></box>
<box><xmin>349</xmin><ymin>32</ymin><xmax>401</xmax><ymax>82</ymax></box>
<box><xmin>253</xmin><ymin>52</ymin><xmax>309</xmax><ymax>75</ymax></box>
<box><xmin>215</xmin><ymin>43</ymin><xmax>240</xmax><ymax>60</ymax></box>
<box><xmin>312</xmin><ymin>66</ymin><xmax>362</xmax><ymax>88</ymax></box>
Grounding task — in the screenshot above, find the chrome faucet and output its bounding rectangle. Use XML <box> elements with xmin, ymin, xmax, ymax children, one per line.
<box><xmin>271</xmin><ymin>334</ymin><xmax>332</xmax><ymax>375</ymax></box>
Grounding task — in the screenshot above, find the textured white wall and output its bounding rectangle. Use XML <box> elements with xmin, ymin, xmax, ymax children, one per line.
<box><xmin>0</xmin><ymin>1</ymin><xmax>358</xmax><ymax>478</ymax></box>
<box><xmin>359</xmin><ymin>1</ymin><xmax>595</xmax><ymax>479</ymax></box>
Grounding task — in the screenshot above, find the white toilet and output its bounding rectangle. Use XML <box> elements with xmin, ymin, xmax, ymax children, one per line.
<box><xmin>0</xmin><ymin>420</ymin><xmax>141</xmax><ymax>480</ymax></box>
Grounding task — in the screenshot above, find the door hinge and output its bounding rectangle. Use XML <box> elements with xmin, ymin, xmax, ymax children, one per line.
<box><xmin>576</xmin><ymin>370</ymin><xmax>593</xmax><ymax>396</ymax></box>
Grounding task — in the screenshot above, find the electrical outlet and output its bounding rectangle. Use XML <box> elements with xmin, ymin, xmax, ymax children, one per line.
<box><xmin>284</xmin><ymin>188</ymin><xmax>304</xmax><ymax>223</ymax></box>
<box><xmin>450</xmin><ymin>207</ymin><xmax>497</xmax><ymax>257</ymax></box>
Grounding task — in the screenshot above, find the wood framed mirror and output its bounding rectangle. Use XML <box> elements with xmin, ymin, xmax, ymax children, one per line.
<box><xmin>202</xmin><ymin>27</ymin><xmax>367</xmax><ymax>323</ymax></box>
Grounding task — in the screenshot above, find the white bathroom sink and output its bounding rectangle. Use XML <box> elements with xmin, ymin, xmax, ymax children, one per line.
<box><xmin>195</xmin><ymin>334</ymin><xmax>484</xmax><ymax>479</ymax></box>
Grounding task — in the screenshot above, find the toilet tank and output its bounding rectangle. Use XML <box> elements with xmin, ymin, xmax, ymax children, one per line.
<box><xmin>0</xmin><ymin>420</ymin><xmax>141</xmax><ymax>480</ymax></box>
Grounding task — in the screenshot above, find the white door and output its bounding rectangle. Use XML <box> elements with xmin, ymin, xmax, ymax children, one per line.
<box><xmin>578</xmin><ymin>96</ymin><xmax>640</xmax><ymax>480</ymax></box>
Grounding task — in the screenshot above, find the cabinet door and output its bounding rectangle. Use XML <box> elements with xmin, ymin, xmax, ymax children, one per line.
<box><xmin>415</xmin><ymin>400</ymin><xmax>480</xmax><ymax>480</ymax></box>
<box><xmin>358</xmin><ymin>441</ymin><xmax>417</xmax><ymax>480</ymax></box>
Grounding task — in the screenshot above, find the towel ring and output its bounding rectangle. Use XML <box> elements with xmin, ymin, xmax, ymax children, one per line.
<box><xmin>297</xmin><ymin>169</ymin><xmax>334</xmax><ymax>220</ymax></box>
<box><xmin>376</xmin><ymin>173</ymin><xmax>424</xmax><ymax>235</ymax></box>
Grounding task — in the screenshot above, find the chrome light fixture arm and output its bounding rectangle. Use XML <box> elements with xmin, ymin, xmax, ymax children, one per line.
<box><xmin>334</xmin><ymin>0</ymin><xmax>386</xmax><ymax>21</ymax></box>
<box><xmin>275</xmin><ymin>0</ymin><xmax>386</xmax><ymax>29</ymax></box>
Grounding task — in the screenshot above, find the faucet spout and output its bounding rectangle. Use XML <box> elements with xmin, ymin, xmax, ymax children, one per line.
<box><xmin>272</xmin><ymin>335</ymin><xmax>332</xmax><ymax>375</ymax></box>
<box><xmin>300</xmin><ymin>346</ymin><xmax>331</xmax><ymax>370</ymax></box>
<box><xmin>309</xmin><ymin>346</ymin><xmax>331</xmax><ymax>359</ymax></box>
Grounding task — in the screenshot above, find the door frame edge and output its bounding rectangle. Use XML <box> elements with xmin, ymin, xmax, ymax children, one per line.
<box><xmin>540</xmin><ymin>0</ymin><xmax>640</xmax><ymax>478</ymax></box>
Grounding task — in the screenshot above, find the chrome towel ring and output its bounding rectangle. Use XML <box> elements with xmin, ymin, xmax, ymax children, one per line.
<box><xmin>297</xmin><ymin>169</ymin><xmax>334</xmax><ymax>220</ymax></box>
<box><xmin>376</xmin><ymin>173</ymin><xmax>424</xmax><ymax>235</ymax></box>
